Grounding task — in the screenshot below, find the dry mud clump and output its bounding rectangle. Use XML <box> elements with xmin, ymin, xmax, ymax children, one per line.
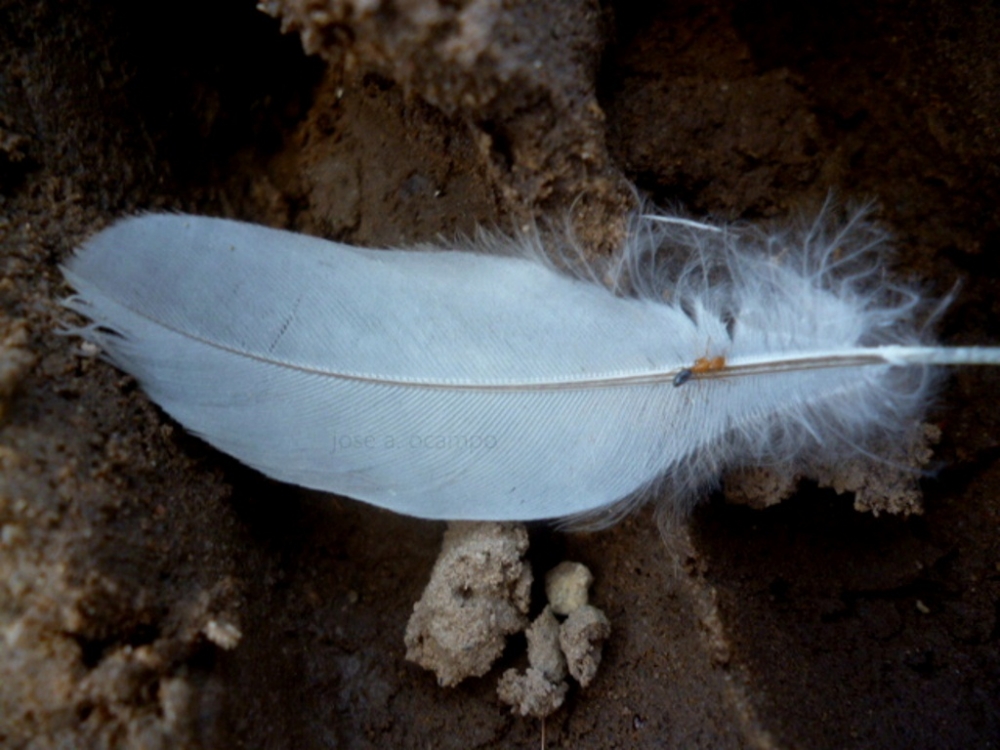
<box><xmin>260</xmin><ymin>0</ymin><xmax>633</xmax><ymax>246</ymax></box>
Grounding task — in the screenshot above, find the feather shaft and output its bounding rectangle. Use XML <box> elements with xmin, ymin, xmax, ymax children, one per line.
<box><xmin>685</xmin><ymin>345</ymin><xmax>1000</xmax><ymax>383</ymax></box>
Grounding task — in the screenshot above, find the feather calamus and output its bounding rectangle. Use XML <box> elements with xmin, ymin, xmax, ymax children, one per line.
<box><xmin>61</xmin><ymin>212</ymin><xmax>1000</xmax><ymax>523</ymax></box>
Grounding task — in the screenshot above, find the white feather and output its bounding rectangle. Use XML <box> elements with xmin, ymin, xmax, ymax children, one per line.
<box><xmin>61</xmin><ymin>211</ymin><xmax>1000</xmax><ymax>524</ymax></box>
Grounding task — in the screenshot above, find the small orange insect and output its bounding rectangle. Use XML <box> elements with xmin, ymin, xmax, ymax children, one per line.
<box><xmin>691</xmin><ymin>355</ymin><xmax>727</xmax><ymax>374</ymax></box>
<box><xmin>673</xmin><ymin>355</ymin><xmax>727</xmax><ymax>387</ymax></box>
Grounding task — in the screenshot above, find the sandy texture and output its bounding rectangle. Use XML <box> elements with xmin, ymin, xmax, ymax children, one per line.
<box><xmin>2</xmin><ymin>0</ymin><xmax>999</xmax><ymax>747</ymax></box>
<box><xmin>558</xmin><ymin>604</ymin><xmax>610</xmax><ymax>689</ymax></box>
<box><xmin>404</xmin><ymin>522</ymin><xmax>531</xmax><ymax>687</ymax></box>
<box><xmin>725</xmin><ymin>422</ymin><xmax>941</xmax><ymax>515</ymax></box>
<box><xmin>261</xmin><ymin>0</ymin><xmax>632</xmax><ymax>247</ymax></box>
<box><xmin>545</xmin><ymin>561</ymin><xmax>593</xmax><ymax>616</ymax></box>
<box><xmin>496</xmin><ymin>667</ymin><xmax>567</xmax><ymax>719</ymax></box>
<box><xmin>0</xmin><ymin>317</ymin><xmax>34</xmax><ymax>418</ymax></box>
<box><xmin>525</xmin><ymin>606</ymin><xmax>566</xmax><ymax>683</ymax></box>
<box><xmin>493</xmin><ymin>565</ymin><xmax>608</xmax><ymax>718</ymax></box>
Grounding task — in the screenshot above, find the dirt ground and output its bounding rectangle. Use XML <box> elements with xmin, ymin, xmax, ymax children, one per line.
<box><xmin>1</xmin><ymin>0</ymin><xmax>999</xmax><ymax>747</ymax></box>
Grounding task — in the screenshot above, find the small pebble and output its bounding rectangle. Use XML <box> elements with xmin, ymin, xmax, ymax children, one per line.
<box><xmin>497</xmin><ymin>667</ymin><xmax>568</xmax><ymax>718</ymax></box>
<box><xmin>526</xmin><ymin>606</ymin><xmax>567</xmax><ymax>682</ymax></box>
<box><xmin>203</xmin><ymin>619</ymin><xmax>242</xmax><ymax>650</ymax></box>
<box><xmin>559</xmin><ymin>604</ymin><xmax>611</xmax><ymax>687</ymax></box>
<box><xmin>545</xmin><ymin>561</ymin><xmax>593</xmax><ymax>615</ymax></box>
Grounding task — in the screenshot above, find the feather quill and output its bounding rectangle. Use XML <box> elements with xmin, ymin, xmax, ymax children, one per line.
<box><xmin>61</xmin><ymin>211</ymin><xmax>1000</xmax><ymax>524</ymax></box>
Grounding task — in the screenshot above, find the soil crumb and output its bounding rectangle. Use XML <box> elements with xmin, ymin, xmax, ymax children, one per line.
<box><xmin>404</xmin><ymin>522</ymin><xmax>531</xmax><ymax>687</ymax></box>
<box><xmin>725</xmin><ymin>421</ymin><xmax>940</xmax><ymax>516</ymax></box>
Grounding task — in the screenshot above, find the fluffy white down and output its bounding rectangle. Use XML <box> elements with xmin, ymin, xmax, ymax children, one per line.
<box><xmin>61</xmin><ymin>209</ymin><xmax>972</xmax><ymax>525</ymax></box>
<box><xmin>601</xmin><ymin>208</ymin><xmax>940</xmax><ymax>524</ymax></box>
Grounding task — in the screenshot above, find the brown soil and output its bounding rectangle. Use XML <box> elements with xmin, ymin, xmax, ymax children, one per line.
<box><xmin>1</xmin><ymin>0</ymin><xmax>998</xmax><ymax>748</ymax></box>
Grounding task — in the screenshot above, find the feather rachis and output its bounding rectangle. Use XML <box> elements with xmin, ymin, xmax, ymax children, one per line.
<box><xmin>61</xmin><ymin>210</ymin><xmax>1000</xmax><ymax>525</ymax></box>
